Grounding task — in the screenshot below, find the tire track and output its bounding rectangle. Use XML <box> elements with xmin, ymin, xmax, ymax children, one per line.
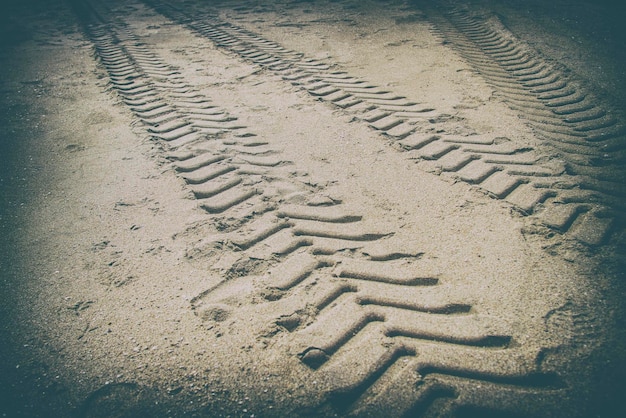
<box><xmin>72</xmin><ymin>1</ymin><xmax>579</xmax><ymax>415</ymax></box>
<box><xmin>71</xmin><ymin>0</ymin><xmax>295</xmax><ymax>221</ymax></box>
<box><xmin>142</xmin><ymin>0</ymin><xmax>623</xmax><ymax>247</ymax></box>
<box><xmin>71</xmin><ymin>0</ymin><xmax>401</xmax><ymax>258</ymax></box>
<box><xmin>192</xmin><ymin>227</ymin><xmax>565</xmax><ymax>416</ymax></box>
<box><xmin>421</xmin><ymin>3</ymin><xmax>626</xmax><ymax>168</ymax></box>
<box><xmin>415</xmin><ymin>1</ymin><xmax>626</xmax><ymax>242</ymax></box>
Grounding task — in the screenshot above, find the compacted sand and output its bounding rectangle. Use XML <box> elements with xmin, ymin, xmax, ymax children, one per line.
<box><xmin>1</xmin><ymin>0</ymin><xmax>625</xmax><ymax>417</ymax></box>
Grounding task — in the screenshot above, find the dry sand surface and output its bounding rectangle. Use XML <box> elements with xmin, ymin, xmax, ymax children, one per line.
<box><xmin>1</xmin><ymin>0</ymin><xmax>625</xmax><ymax>417</ymax></box>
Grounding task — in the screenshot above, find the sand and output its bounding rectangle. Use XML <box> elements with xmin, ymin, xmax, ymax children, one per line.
<box><xmin>1</xmin><ymin>0</ymin><xmax>625</xmax><ymax>416</ymax></box>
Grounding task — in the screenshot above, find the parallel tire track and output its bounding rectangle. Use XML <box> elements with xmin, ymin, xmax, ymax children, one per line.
<box><xmin>142</xmin><ymin>0</ymin><xmax>624</xmax><ymax>247</ymax></box>
<box><xmin>70</xmin><ymin>0</ymin><xmax>403</xmax><ymax>259</ymax></box>
<box><xmin>71</xmin><ymin>0</ymin><xmax>578</xmax><ymax>415</ymax></box>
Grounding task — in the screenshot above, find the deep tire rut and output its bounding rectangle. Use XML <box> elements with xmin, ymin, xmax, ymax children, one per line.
<box><xmin>69</xmin><ymin>0</ymin><xmax>614</xmax><ymax>416</ymax></box>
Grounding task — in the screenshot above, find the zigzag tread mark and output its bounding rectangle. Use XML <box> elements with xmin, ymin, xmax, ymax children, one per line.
<box><xmin>424</xmin><ymin>4</ymin><xmax>626</xmax><ymax>163</ymax></box>
<box><xmin>190</xmin><ymin>241</ymin><xmax>562</xmax><ymax>415</ymax></box>
<box><xmin>73</xmin><ymin>0</ymin><xmax>318</xmax><ymax>222</ymax></box>
<box><xmin>420</xmin><ymin>4</ymin><xmax>626</xmax><ymax>239</ymax></box>
<box><xmin>190</xmin><ymin>214</ymin><xmax>423</xmax><ymax>316</ymax></box>
<box><xmin>340</xmin><ymin>363</ymin><xmax>564</xmax><ymax>417</ymax></box>
<box><xmin>303</xmin><ymin>319</ymin><xmax>562</xmax><ymax>416</ymax></box>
